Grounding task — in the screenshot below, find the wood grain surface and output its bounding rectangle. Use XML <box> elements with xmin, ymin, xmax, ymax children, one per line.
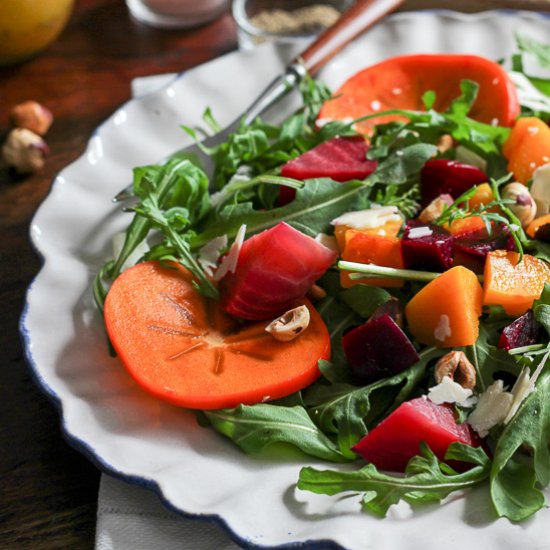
<box><xmin>0</xmin><ymin>1</ymin><xmax>548</xmax><ymax>549</ymax></box>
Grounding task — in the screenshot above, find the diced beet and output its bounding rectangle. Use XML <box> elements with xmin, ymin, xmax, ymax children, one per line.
<box><xmin>401</xmin><ymin>221</ymin><xmax>454</xmax><ymax>271</ymax></box>
<box><xmin>352</xmin><ymin>397</ymin><xmax>480</xmax><ymax>472</ymax></box>
<box><xmin>219</xmin><ymin>222</ymin><xmax>337</xmax><ymax>321</ymax></box>
<box><xmin>420</xmin><ymin>159</ymin><xmax>487</xmax><ymax>207</ymax></box>
<box><xmin>342</xmin><ymin>313</ymin><xmax>419</xmax><ymax>383</ymax></box>
<box><xmin>498</xmin><ymin>310</ymin><xmax>543</xmax><ymax>350</ymax></box>
<box><xmin>453</xmin><ymin>223</ymin><xmax>515</xmax><ymax>273</ymax></box>
<box><xmin>279</xmin><ymin>136</ymin><xmax>377</xmax><ymax>205</ymax></box>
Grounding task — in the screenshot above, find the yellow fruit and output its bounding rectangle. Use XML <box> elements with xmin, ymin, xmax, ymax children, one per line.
<box><xmin>0</xmin><ymin>0</ymin><xmax>74</xmax><ymax>67</ymax></box>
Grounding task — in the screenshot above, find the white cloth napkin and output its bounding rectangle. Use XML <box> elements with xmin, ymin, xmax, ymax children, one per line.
<box><xmin>96</xmin><ymin>474</ymin><xmax>242</xmax><ymax>550</ymax></box>
<box><xmin>95</xmin><ymin>72</ymin><xmax>244</xmax><ymax>550</ymax></box>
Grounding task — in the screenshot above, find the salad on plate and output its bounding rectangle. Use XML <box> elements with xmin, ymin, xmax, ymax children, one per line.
<box><xmin>91</xmin><ymin>30</ymin><xmax>550</xmax><ymax>525</ymax></box>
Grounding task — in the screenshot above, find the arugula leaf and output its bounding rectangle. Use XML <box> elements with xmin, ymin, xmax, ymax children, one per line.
<box><xmin>339</xmin><ymin>285</ymin><xmax>392</xmax><ymax>319</ymax></box>
<box><xmin>465</xmin><ymin>312</ymin><xmax>521</xmax><ymax>392</ymax></box>
<box><xmin>190</xmin><ymin>178</ymin><xmax>370</xmax><ymax>248</ymax></box>
<box><xmin>374</xmin><ymin>183</ymin><xmax>421</xmax><ymax>218</ymax></box>
<box><xmin>304</xmin><ymin>348</ymin><xmax>442</xmax><ymax>458</ymax></box>
<box><xmin>367</xmin><ymin>143</ymin><xmax>437</xmax><ymax>185</ymax></box>
<box><xmin>133</xmin><ymin>195</ymin><xmax>218</xmax><ymax>298</ymax></box>
<box><xmin>490</xmin><ymin>368</ymin><xmax>550</xmax><ymax>520</ymax></box>
<box><xmin>315</xmin><ymin>271</ymin><xmax>362</xmax><ymax>375</ymax></box>
<box><xmin>298</xmin><ymin>442</ymin><xmax>490</xmax><ymax>517</ymax></box>
<box><xmin>447</xmin><ymin>80</ymin><xmax>479</xmax><ymax>119</ymax></box>
<box><xmin>202</xmin><ymin>404</ymin><xmax>347</xmax><ymax>462</ymax></box>
<box><xmin>532</xmin><ymin>283</ymin><xmax>550</xmax><ymax>336</ymax></box>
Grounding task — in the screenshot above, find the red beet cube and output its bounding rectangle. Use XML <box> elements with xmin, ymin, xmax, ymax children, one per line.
<box><xmin>498</xmin><ymin>310</ymin><xmax>543</xmax><ymax>351</ymax></box>
<box><xmin>352</xmin><ymin>397</ymin><xmax>481</xmax><ymax>472</ymax></box>
<box><xmin>279</xmin><ymin>136</ymin><xmax>377</xmax><ymax>205</ymax></box>
<box><xmin>401</xmin><ymin>222</ymin><xmax>454</xmax><ymax>271</ymax></box>
<box><xmin>420</xmin><ymin>159</ymin><xmax>487</xmax><ymax>207</ymax></box>
<box><xmin>342</xmin><ymin>313</ymin><xmax>419</xmax><ymax>383</ymax></box>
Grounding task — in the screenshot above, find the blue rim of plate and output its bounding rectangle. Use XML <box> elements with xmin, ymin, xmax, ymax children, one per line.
<box><xmin>19</xmin><ymin>8</ymin><xmax>550</xmax><ymax>550</ymax></box>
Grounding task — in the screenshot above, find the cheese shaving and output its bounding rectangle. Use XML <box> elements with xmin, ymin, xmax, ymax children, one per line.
<box><xmin>214</xmin><ymin>224</ymin><xmax>247</xmax><ymax>282</ymax></box>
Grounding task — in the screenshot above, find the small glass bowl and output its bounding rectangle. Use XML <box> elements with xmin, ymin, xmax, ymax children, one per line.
<box><xmin>126</xmin><ymin>0</ymin><xmax>230</xmax><ymax>29</ymax></box>
<box><xmin>232</xmin><ymin>0</ymin><xmax>354</xmax><ymax>50</ymax></box>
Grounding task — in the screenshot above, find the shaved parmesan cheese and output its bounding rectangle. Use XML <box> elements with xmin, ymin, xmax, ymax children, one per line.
<box><xmin>407</xmin><ymin>226</ymin><xmax>433</xmax><ymax>239</ymax></box>
<box><xmin>504</xmin><ymin>359</ymin><xmax>546</xmax><ymax>424</ymax></box>
<box><xmin>214</xmin><ymin>224</ymin><xmax>246</xmax><ymax>282</ymax></box>
<box><xmin>198</xmin><ymin>235</ymin><xmax>228</xmax><ymax>276</ymax></box>
<box><xmin>331</xmin><ymin>206</ymin><xmax>402</xmax><ymax>229</ymax></box>
<box><xmin>467</xmin><ymin>380</ymin><xmax>514</xmax><ymax>437</ymax></box>
<box><xmin>427</xmin><ymin>376</ymin><xmax>474</xmax><ymax>406</ymax></box>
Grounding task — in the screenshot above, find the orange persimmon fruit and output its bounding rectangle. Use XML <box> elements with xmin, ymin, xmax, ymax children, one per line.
<box><xmin>503</xmin><ymin>117</ymin><xmax>550</xmax><ymax>184</ymax></box>
<box><xmin>340</xmin><ymin>230</ymin><xmax>404</xmax><ymax>288</ymax></box>
<box><xmin>318</xmin><ymin>54</ymin><xmax>520</xmax><ymax>135</ymax></box>
<box><xmin>405</xmin><ymin>266</ymin><xmax>483</xmax><ymax>347</ymax></box>
<box><xmin>468</xmin><ymin>183</ymin><xmax>495</xmax><ymax>211</ymax></box>
<box><xmin>483</xmin><ymin>250</ymin><xmax>550</xmax><ymax>316</ymax></box>
<box><xmin>104</xmin><ymin>261</ymin><xmax>330</xmax><ymax>410</ymax></box>
<box><xmin>333</xmin><ymin>218</ymin><xmax>402</xmax><ymax>252</ymax></box>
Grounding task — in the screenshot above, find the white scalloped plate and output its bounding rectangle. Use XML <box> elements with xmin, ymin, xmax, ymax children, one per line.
<box><xmin>22</xmin><ymin>10</ymin><xmax>550</xmax><ymax>550</ymax></box>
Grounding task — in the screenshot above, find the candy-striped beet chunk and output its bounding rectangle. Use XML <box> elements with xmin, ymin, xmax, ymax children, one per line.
<box><xmin>279</xmin><ymin>137</ymin><xmax>377</xmax><ymax>205</ymax></box>
<box><xmin>219</xmin><ymin>222</ymin><xmax>337</xmax><ymax>321</ymax></box>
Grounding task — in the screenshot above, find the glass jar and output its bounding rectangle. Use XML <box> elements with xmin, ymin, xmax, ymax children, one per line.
<box><xmin>232</xmin><ymin>0</ymin><xmax>354</xmax><ymax>50</ymax></box>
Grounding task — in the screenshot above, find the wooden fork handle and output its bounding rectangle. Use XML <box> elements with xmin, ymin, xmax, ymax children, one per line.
<box><xmin>296</xmin><ymin>0</ymin><xmax>406</xmax><ymax>76</ymax></box>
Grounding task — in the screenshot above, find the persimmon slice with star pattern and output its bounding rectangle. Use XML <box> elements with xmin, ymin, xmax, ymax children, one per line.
<box><xmin>104</xmin><ymin>261</ymin><xmax>330</xmax><ymax>410</ymax></box>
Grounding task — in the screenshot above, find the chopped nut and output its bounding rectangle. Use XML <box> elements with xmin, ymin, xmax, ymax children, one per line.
<box><xmin>434</xmin><ymin>350</ymin><xmax>476</xmax><ymax>389</ymax></box>
<box><xmin>2</xmin><ymin>128</ymin><xmax>49</xmax><ymax>174</ymax></box>
<box><xmin>418</xmin><ymin>194</ymin><xmax>453</xmax><ymax>224</ymax></box>
<box><xmin>531</xmin><ymin>163</ymin><xmax>550</xmax><ymax>216</ymax></box>
<box><xmin>501</xmin><ymin>182</ymin><xmax>537</xmax><ymax>227</ymax></box>
<box><xmin>265</xmin><ymin>305</ymin><xmax>310</xmax><ymax>342</ymax></box>
<box><xmin>9</xmin><ymin>100</ymin><xmax>53</xmax><ymax>136</ymax></box>
<box><xmin>436</xmin><ymin>134</ymin><xmax>454</xmax><ymax>153</ymax></box>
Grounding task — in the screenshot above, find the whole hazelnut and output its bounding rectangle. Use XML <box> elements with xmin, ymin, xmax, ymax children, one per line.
<box><xmin>9</xmin><ymin>101</ymin><xmax>53</xmax><ymax>136</ymax></box>
<box><xmin>2</xmin><ymin>128</ymin><xmax>49</xmax><ymax>174</ymax></box>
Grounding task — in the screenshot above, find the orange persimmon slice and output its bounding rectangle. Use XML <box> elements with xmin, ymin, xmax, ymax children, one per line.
<box><xmin>318</xmin><ymin>54</ymin><xmax>520</xmax><ymax>135</ymax></box>
<box><xmin>405</xmin><ymin>266</ymin><xmax>483</xmax><ymax>347</ymax></box>
<box><xmin>503</xmin><ymin>117</ymin><xmax>550</xmax><ymax>184</ymax></box>
<box><xmin>483</xmin><ymin>250</ymin><xmax>550</xmax><ymax>316</ymax></box>
<box><xmin>104</xmin><ymin>261</ymin><xmax>330</xmax><ymax>410</ymax></box>
<box><xmin>333</xmin><ymin>219</ymin><xmax>402</xmax><ymax>252</ymax></box>
<box><xmin>340</xmin><ymin>230</ymin><xmax>404</xmax><ymax>288</ymax></box>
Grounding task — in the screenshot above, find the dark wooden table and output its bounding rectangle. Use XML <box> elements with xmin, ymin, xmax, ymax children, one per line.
<box><xmin>1</xmin><ymin>1</ymin><xmax>548</xmax><ymax>549</ymax></box>
<box><xmin>0</xmin><ymin>1</ymin><xmax>238</xmax><ymax>548</ymax></box>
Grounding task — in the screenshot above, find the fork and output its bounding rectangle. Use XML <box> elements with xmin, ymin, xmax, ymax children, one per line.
<box><xmin>113</xmin><ymin>0</ymin><xmax>405</xmax><ymax>202</ymax></box>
